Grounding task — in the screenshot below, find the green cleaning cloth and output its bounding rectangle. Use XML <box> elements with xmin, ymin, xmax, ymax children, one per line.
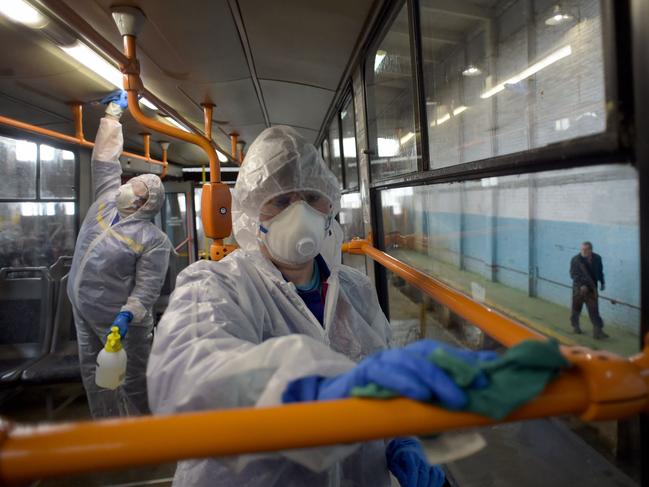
<box><xmin>351</xmin><ymin>340</ymin><xmax>570</xmax><ymax>420</ymax></box>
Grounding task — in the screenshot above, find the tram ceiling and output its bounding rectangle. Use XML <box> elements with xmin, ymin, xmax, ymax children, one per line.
<box><xmin>0</xmin><ymin>0</ymin><xmax>378</xmax><ymax>166</ymax></box>
<box><xmin>106</xmin><ymin>0</ymin><xmax>377</xmax><ymax>151</ymax></box>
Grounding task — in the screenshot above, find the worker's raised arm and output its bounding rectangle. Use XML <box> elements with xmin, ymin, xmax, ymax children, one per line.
<box><xmin>92</xmin><ymin>90</ymin><xmax>127</xmax><ymax>202</ymax></box>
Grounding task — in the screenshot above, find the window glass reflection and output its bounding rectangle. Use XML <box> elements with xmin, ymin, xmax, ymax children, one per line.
<box><xmin>341</xmin><ymin>98</ymin><xmax>359</xmax><ymax>189</ymax></box>
<box><xmin>0</xmin><ymin>202</ymin><xmax>76</xmax><ymax>268</ymax></box>
<box><xmin>419</xmin><ymin>0</ymin><xmax>606</xmax><ymax>168</ymax></box>
<box><xmin>381</xmin><ymin>164</ymin><xmax>639</xmax><ymax>356</ymax></box>
<box><xmin>0</xmin><ymin>135</ymin><xmax>36</xmax><ymax>199</ymax></box>
<box><xmin>365</xmin><ymin>4</ymin><xmax>418</xmax><ymax>180</ymax></box>
<box><xmin>164</xmin><ymin>193</ymin><xmax>189</xmax><ymax>273</ymax></box>
<box><xmin>40</xmin><ymin>145</ymin><xmax>76</xmax><ymax>199</ymax></box>
<box><xmin>328</xmin><ymin>122</ymin><xmax>343</xmax><ymax>187</ymax></box>
<box><xmin>339</xmin><ymin>192</ymin><xmax>366</xmax><ymax>273</ymax></box>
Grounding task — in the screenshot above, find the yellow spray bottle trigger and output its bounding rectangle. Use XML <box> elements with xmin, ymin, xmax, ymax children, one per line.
<box><xmin>104</xmin><ymin>326</ymin><xmax>123</xmax><ymax>353</ymax></box>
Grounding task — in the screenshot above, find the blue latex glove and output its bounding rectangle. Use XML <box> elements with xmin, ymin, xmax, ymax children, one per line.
<box><xmin>100</xmin><ymin>89</ymin><xmax>128</xmax><ymax>110</ymax></box>
<box><xmin>387</xmin><ymin>438</ymin><xmax>445</xmax><ymax>487</ymax></box>
<box><xmin>110</xmin><ymin>311</ymin><xmax>133</xmax><ymax>338</ymax></box>
<box><xmin>283</xmin><ymin>340</ymin><xmax>497</xmax><ymax>408</ymax></box>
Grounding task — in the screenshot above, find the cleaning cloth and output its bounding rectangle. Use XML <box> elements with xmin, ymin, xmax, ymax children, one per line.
<box><xmin>351</xmin><ymin>340</ymin><xmax>569</xmax><ymax>420</ymax></box>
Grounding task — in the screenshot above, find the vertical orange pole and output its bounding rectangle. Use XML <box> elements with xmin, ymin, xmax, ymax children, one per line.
<box><xmin>70</xmin><ymin>103</ymin><xmax>84</xmax><ymax>141</ymax></box>
<box><xmin>140</xmin><ymin>133</ymin><xmax>151</xmax><ymax>160</ymax></box>
<box><xmin>160</xmin><ymin>141</ymin><xmax>169</xmax><ymax>179</ymax></box>
<box><xmin>237</xmin><ymin>141</ymin><xmax>245</xmax><ymax>165</ymax></box>
<box><xmin>201</xmin><ymin>103</ymin><xmax>214</xmax><ymax>143</ymax></box>
<box><xmin>230</xmin><ymin>133</ymin><xmax>238</xmax><ymax>159</ymax></box>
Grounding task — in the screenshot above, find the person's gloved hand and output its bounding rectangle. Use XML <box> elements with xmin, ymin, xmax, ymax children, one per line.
<box><xmin>109</xmin><ymin>311</ymin><xmax>133</xmax><ymax>339</ymax></box>
<box><xmin>387</xmin><ymin>438</ymin><xmax>445</xmax><ymax>487</ymax></box>
<box><xmin>100</xmin><ymin>89</ymin><xmax>128</xmax><ymax>119</ymax></box>
<box><xmin>282</xmin><ymin>340</ymin><xmax>498</xmax><ymax>409</ymax></box>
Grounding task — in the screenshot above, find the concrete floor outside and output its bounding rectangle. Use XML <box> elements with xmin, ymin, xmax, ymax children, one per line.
<box><xmin>389</xmin><ymin>248</ymin><xmax>639</xmax><ymax>357</ymax></box>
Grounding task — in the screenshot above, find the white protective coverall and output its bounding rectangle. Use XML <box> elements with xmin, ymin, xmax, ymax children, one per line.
<box><xmin>68</xmin><ymin>117</ymin><xmax>172</xmax><ymax>418</ymax></box>
<box><xmin>147</xmin><ymin>126</ymin><xmax>393</xmax><ymax>486</ymax></box>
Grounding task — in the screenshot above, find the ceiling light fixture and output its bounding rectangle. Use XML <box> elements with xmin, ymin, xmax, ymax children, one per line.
<box><xmin>216</xmin><ymin>150</ymin><xmax>228</xmax><ymax>162</ymax></box>
<box><xmin>161</xmin><ymin>115</ymin><xmax>190</xmax><ymax>133</ymax></box>
<box><xmin>480</xmin><ymin>45</ymin><xmax>572</xmax><ymax>99</ymax></box>
<box><xmin>60</xmin><ymin>40</ymin><xmax>123</xmax><ymax>87</ymax></box>
<box><xmin>0</xmin><ymin>0</ymin><xmax>48</xmax><ymax>28</ymax></box>
<box><xmin>399</xmin><ymin>132</ymin><xmax>415</xmax><ymax>145</ymax></box>
<box><xmin>374</xmin><ymin>50</ymin><xmax>387</xmax><ymax>72</ymax></box>
<box><xmin>430</xmin><ymin>106</ymin><xmax>468</xmax><ymax>127</ymax></box>
<box><xmin>545</xmin><ymin>5</ymin><xmax>573</xmax><ymax>26</ymax></box>
<box><xmin>462</xmin><ymin>65</ymin><xmax>482</xmax><ymax>77</ymax></box>
<box><xmin>139</xmin><ymin>97</ymin><xmax>158</xmax><ymax>110</ymax></box>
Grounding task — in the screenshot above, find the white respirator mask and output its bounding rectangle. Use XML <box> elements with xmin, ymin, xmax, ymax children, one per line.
<box><xmin>116</xmin><ymin>184</ymin><xmax>144</xmax><ymax>217</ymax></box>
<box><xmin>260</xmin><ymin>201</ymin><xmax>330</xmax><ymax>266</ymax></box>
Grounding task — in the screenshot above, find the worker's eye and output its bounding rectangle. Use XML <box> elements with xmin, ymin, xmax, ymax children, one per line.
<box><xmin>272</xmin><ymin>195</ymin><xmax>292</xmax><ymax>209</ymax></box>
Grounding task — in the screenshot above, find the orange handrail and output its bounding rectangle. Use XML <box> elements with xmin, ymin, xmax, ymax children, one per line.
<box><xmin>0</xmin><ymin>340</ymin><xmax>648</xmax><ymax>485</ymax></box>
<box><xmin>0</xmin><ymin>114</ymin><xmax>166</xmax><ymax>169</ymax></box>
<box><xmin>342</xmin><ymin>239</ymin><xmax>544</xmax><ymax>347</ymax></box>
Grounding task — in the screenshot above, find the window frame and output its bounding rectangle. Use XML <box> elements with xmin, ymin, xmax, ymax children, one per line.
<box><xmin>340</xmin><ymin>91</ymin><xmax>361</xmax><ymax>192</ymax></box>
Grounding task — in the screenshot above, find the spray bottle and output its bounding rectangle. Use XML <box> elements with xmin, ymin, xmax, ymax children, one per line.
<box><xmin>95</xmin><ymin>326</ymin><xmax>127</xmax><ymax>389</ymax></box>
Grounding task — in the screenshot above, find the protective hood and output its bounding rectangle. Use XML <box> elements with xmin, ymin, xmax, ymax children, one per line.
<box><xmin>127</xmin><ymin>173</ymin><xmax>165</xmax><ymax>220</ymax></box>
<box><xmin>232</xmin><ymin>125</ymin><xmax>341</xmax><ymax>252</ymax></box>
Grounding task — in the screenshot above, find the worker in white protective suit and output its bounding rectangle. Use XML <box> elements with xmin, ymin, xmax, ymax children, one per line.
<box><xmin>68</xmin><ymin>90</ymin><xmax>172</xmax><ymax>418</ymax></box>
<box><xmin>147</xmin><ymin>126</ymin><xmax>451</xmax><ymax>487</ymax></box>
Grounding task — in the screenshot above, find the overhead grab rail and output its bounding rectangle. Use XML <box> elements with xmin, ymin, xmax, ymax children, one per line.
<box><xmin>0</xmin><ymin>338</ymin><xmax>647</xmax><ymax>484</ymax></box>
<box><xmin>113</xmin><ymin>6</ymin><xmax>234</xmax><ymax>261</ymax></box>
<box><xmin>0</xmin><ymin>107</ymin><xmax>167</xmax><ymax>174</ymax></box>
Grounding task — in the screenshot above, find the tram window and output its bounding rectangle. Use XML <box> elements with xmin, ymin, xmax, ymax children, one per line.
<box><xmin>340</xmin><ymin>97</ymin><xmax>359</xmax><ymax>190</ymax></box>
<box><xmin>0</xmin><ymin>134</ymin><xmax>77</xmax><ymax>269</ymax></box>
<box><xmin>380</xmin><ymin>164</ymin><xmax>639</xmax><ymax>356</ymax></box>
<box><xmin>0</xmin><ymin>202</ymin><xmax>76</xmax><ymax>268</ymax></box>
<box><xmin>328</xmin><ymin>120</ymin><xmax>343</xmax><ymax>187</ymax></box>
<box><xmin>339</xmin><ymin>192</ymin><xmax>365</xmax><ymax>273</ymax></box>
<box><xmin>164</xmin><ymin>193</ymin><xmax>189</xmax><ymax>273</ymax></box>
<box><xmin>0</xmin><ymin>135</ymin><xmax>37</xmax><ymax>199</ymax></box>
<box><xmin>40</xmin><ymin>145</ymin><xmax>76</xmax><ymax>199</ymax></box>
<box><xmin>322</xmin><ymin>137</ymin><xmax>331</xmax><ymax>169</ymax></box>
<box><xmin>418</xmin><ymin>0</ymin><xmax>606</xmax><ymax>168</ymax></box>
<box><xmin>365</xmin><ymin>4</ymin><xmax>418</xmax><ymax>181</ymax></box>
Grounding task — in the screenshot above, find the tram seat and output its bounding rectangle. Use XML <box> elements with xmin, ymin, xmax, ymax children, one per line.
<box><xmin>22</xmin><ymin>273</ymin><xmax>80</xmax><ymax>384</ymax></box>
<box><xmin>0</xmin><ymin>267</ymin><xmax>54</xmax><ymax>386</ymax></box>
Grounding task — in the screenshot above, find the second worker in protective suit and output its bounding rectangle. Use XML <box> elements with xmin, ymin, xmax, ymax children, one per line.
<box><xmin>147</xmin><ymin>126</ymin><xmax>464</xmax><ymax>487</ymax></box>
<box><xmin>68</xmin><ymin>91</ymin><xmax>172</xmax><ymax>418</ymax></box>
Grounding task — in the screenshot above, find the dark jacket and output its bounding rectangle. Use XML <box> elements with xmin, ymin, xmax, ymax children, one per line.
<box><xmin>570</xmin><ymin>253</ymin><xmax>604</xmax><ymax>289</ymax></box>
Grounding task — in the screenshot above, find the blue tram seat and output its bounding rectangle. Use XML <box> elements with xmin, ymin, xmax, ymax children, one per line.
<box><xmin>0</xmin><ymin>267</ymin><xmax>54</xmax><ymax>386</ymax></box>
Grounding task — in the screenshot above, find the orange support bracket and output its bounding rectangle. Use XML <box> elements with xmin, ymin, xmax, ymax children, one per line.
<box><xmin>119</xmin><ymin>31</ymin><xmax>232</xmax><ymax>260</ymax></box>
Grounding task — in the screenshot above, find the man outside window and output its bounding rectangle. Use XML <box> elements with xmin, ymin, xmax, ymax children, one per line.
<box><xmin>569</xmin><ymin>241</ymin><xmax>608</xmax><ymax>339</ymax></box>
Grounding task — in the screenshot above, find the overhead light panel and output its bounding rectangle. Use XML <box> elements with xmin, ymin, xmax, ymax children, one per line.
<box><xmin>60</xmin><ymin>40</ymin><xmax>122</xmax><ymax>88</ymax></box>
<box><xmin>399</xmin><ymin>132</ymin><xmax>415</xmax><ymax>145</ymax></box>
<box><xmin>139</xmin><ymin>97</ymin><xmax>158</xmax><ymax>110</ymax></box>
<box><xmin>374</xmin><ymin>50</ymin><xmax>387</xmax><ymax>72</ymax></box>
<box><xmin>162</xmin><ymin>115</ymin><xmax>190</xmax><ymax>133</ymax></box>
<box><xmin>480</xmin><ymin>45</ymin><xmax>572</xmax><ymax>99</ymax></box>
<box><xmin>431</xmin><ymin>106</ymin><xmax>468</xmax><ymax>127</ymax></box>
<box><xmin>545</xmin><ymin>5</ymin><xmax>573</xmax><ymax>26</ymax></box>
<box><xmin>0</xmin><ymin>0</ymin><xmax>48</xmax><ymax>28</ymax></box>
<box><xmin>462</xmin><ymin>65</ymin><xmax>482</xmax><ymax>77</ymax></box>
<box><xmin>216</xmin><ymin>150</ymin><xmax>228</xmax><ymax>162</ymax></box>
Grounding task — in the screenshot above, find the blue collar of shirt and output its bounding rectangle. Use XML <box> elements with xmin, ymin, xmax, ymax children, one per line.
<box><xmin>284</xmin><ymin>254</ymin><xmax>330</xmax><ymax>289</ymax></box>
